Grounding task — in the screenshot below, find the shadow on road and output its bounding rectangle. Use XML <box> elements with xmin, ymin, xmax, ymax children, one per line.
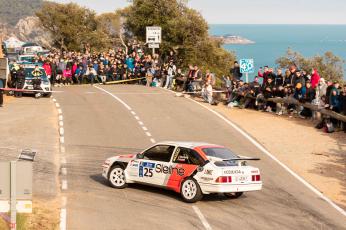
<box><xmin>89</xmin><ymin>173</ymin><xmax>242</xmax><ymax>203</ymax></box>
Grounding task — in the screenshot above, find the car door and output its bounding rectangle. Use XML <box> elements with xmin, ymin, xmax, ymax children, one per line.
<box><xmin>166</xmin><ymin>147</ymin><xmax>206</xmax><ymax>192</ymax></box>
<box><xmin>131</xmin><ymin>145</ymin><xmax>176</xmax><ymax>186</ymax></box>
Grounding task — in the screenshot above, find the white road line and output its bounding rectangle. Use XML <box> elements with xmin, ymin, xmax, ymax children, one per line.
<box><xmin>61</xmin><ymin>157</ymin><xmax>67</xmax><ymax>164</ymax></box>
<box><xmin>53</xmin><ymin>98</ymin><xmax>57</xmax><ymax>102</ymax></box>
<box><xmin>150</xmin><ymin>138</ymin><xmax>156</xmax><ymax>143</ymax></box>
<box><xmin>94</xmin><ymin>85</ymin><xmax>132</xmax><ymax>111</ymax></box>
<box><xmin>60</xmin><ymin>146</ymin><xmax>66</xmax><ymax>153</ymax></box>
<box><xmin>60</xmin><ymin>208</ymin><xmax>67</xmax><ymax>230</ymax></box>
<box><xmin>60</xmin><ymin>136</ymin><xmax>65</xmax><ymax>144</ymax></box>
<box><xmin>134</xmin><ymin>116</ymin><xmax>140</xmax><ymax>120</ymax></box>
<box><xmin>187</xmin><ymin>97</ymin><xmax>346</xmax><ymax>217</ymax></box>
<box><xmin>55</xmin><ymin>103</ymin><xmax>60</xmax><ymax>108</ymax></box>
<box><xmin>59</xmin><ymin>115</ymin><xmax>63</xmax><ymax>121</ymax></box>
<box><xmin>61</xmin><ymin>168</ymin><xmax>67</xmax><ymax>176</ymax></box>
<box><xmin>58</xmin><ymin>109</ymin><xmax>62</xmax><ymax>114</ymax></box>
<box><xmin>142</xmin><ymin>126</ymin><xmax>148</xmax><ymax>131</ymax></box>
<box><xmin>61</xmin><ymin>180</ymin><xmax>68</xmax><ymax>190</ymax></box>
<box><xmin>59</xmin><ymin>127</ymin><xmax>64</xmax><ymax>136</ymax></box>
<box><xmin>192</xmin><ymin>206</ymin><xmax>212</xmax><ymax>230</ymax></box>
<box><xmin>145</xmin><ymin>132</ymin><xmax>152</xmax><ymax>137</ymax></box>
<box><xmin>131</xmin><ymin>111</ymin><xmax>136</xmax><ymax>115</ymax></box>
<box><xmin>138</xmin><ymin>121</ymin><xmax>144</xmax><ymax>126</ymax></box>
<box><xmin>61</xmin><ymin>196</ymin><xmax>67</xmax><ymax>208</ymax></box>
<box><xmin>59</xmin><ymin>121</ymin><xmax>64</xmax><ymax>127</ymax></box>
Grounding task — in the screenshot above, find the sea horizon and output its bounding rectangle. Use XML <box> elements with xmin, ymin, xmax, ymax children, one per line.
<box><xmin>209</xmin><ymin>24</ymin><xmax>346</xmax><ymax>81</ymax></box>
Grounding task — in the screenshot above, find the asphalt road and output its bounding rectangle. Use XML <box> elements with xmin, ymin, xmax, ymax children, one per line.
<box><xmin>53</xmin><ymin>85</ymin><xmax>346</xmax><ymax>230</ymax></box>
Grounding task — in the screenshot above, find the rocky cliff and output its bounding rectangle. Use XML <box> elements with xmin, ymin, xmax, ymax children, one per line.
<box><xmin>1</xmin><ymin>16</ymin><xmax>52</xmax><ymax>48</ymax></box>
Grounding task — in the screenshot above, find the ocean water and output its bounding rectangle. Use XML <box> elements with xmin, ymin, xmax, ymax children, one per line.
<box><xmin>209</xmin><ymin>24</ymin><xmax>346</xmax><ymax>81</ymax></box>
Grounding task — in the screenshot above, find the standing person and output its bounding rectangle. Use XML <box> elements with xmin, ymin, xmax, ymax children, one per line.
<box><xmin>42</xmin><ymin>61</ymin><xmax>52</xmax><ymax>81</ymax></box>
<box><xmin>185</xmin><ymin>65</ymin><xmax>194</xmax><ymax>92</ymax></box>
<box><xmin>329</xmin><ymin>82</ymin><xmax>340</xmax><ymax>112</ymax></box>
<box><xmin>0</xmin><ymin>79</ymin><xmax>4</xmax><ymax>107</ymax></box>
<box><xmin>310</xmin><ymin>69</ymin><xmax>320</xmax><ymax>89</ymax></box>
<box><xmin>164</xmin><ymin>61</ymin><xmax>176</xmax><ymax>89</ymax></box>
<box><xmin>300</xmin><ymin>81</ymin><xmax>316</xmax><ymax>118</ymax></box>
<box><xmin>262</xmin><ymin>78</ymin><xmax>275</xmax><ymax>112</ymax></box>
<box><xmin>50</xmin><ymin>58</ymin><xmax>58</xmax><ymax>85</ymax></box>
<box><xmin>274</xmin><ymin>68</ymin><xmax>284</xmax><ymax>87</ymax></box>
<box><xmin>192</xmin><ymin>65</ymin><xmax>202</xmax><ymax>91</ymax></box>
<box><xmin>258</xmin><ymin>66</ymin><xmax>269</xmax><ymax>85</ymax></box>
<box><xmin>15</xmin><ymin>65</ymin><xmax>25</xmax><ymax>97</ymax></box>
<box><xmin>339</xmin><ymin>85</ymin><xmax>346</xmax><ymax>132</ymax></box>
<box><xmin>230</xmin><ymin>61</ymin><xmax>242</xmax><ymax>81</ymax></box>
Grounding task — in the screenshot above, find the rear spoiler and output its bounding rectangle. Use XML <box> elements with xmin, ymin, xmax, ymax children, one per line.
<box><xmin>222</xmin><ymin>157</ymin><xmax>260</xmax><ymax>161</ymax></box>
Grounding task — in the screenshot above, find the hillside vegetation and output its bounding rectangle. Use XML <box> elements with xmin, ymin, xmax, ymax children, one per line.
<box><xmin>0</xmin><ymin>0</ymin><xmax>43</xmax><ymax>26</ymax></box>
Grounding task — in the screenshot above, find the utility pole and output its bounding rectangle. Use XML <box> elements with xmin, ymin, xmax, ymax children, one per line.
<box><xmin>0</xmin><ymin>27</ymin><xmax>4</xmax><ymax>58</ymax></box>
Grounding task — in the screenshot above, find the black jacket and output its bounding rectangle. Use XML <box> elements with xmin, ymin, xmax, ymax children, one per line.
<box><xmin>230</xmin><ymin>67</ymin><xmax>242</xmax><ymax>80</ymax></box>
<box><xmin>340</xmin><ymin>93</ymin><xmax>346</xmax><ymax>114</ymax></box>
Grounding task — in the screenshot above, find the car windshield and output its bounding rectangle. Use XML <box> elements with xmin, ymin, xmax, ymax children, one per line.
<box><xmin>20</xmin><ymin>56</ymin><xmax>35</xmax><ymax>62</ymax></box>
<box><xmin>202</xmin><ymin>148</ymin><xmax>239</xmax><ymax>160</ymax></box>
<box><xmin>24</xmin><ymin>68</ymin><xmax>48</xmax><ymax>81</ymax></box>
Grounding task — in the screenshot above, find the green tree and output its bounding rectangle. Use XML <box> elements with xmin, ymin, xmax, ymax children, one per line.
<box><xmin>36</xmin><ymin>2</ymin><xmax>109</xmax><ymax>51</ymax></box>
<box><xmin>276</xmin><ymin>48</ymin><xmax>345</xmax><ymax>82</ymax></box>
<box><xmin>122</xmin><ymin>0</ymin><xmax>235</xmax><ymax>76</ymax></box>
<box><xmin>96</xmin><ymin>12</ymin><xmax>122</xmax><ymax>48</ymax></box>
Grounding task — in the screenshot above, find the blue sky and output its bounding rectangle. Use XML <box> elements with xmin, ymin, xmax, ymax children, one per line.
<box><xmin>53</xmin><ymin>0</ymin><xmax>346</xmax><ymax>24</ymax></box>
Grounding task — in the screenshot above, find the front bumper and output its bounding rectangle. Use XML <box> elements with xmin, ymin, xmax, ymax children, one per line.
<box><xmin>102</xmin><ymin>165</ymin><xmax>110</xmax><ymax>179</ymax></box>
<box><xmin>199</xmin><ymin>182</ymin><xmax>262</xmax><ymax>194</ymax></box>
<box><xmin>23</xmin><ymin>84</ymin><xmax>51</xmax><ymax>93</ymax></box>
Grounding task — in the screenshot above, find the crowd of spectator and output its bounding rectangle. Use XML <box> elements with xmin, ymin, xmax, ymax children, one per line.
<box><xmin>226</xmin><ymin>62</ymin><xmax>346</xmax><ymax>132</ymax></box>
<box><xmin>6</xmin><ymin>42</ymin><xmax>346</xmax><ymax>132</ymax></box>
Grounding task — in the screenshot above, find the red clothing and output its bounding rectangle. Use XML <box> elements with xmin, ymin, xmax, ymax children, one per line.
<box><xmin>42</xmin><ymin>63</ymin><xmax>52</xmax><ymax>76</ymax></box>
<box><xmin>63</xmin><ymin>69</ymin><xmax>72</xmax><ymax>78</ymax></box>
<box><xmin>311</xmin><ymin>69</ymin><xmax>320</xmax><ymax>89</ymax></box>
<box><xmin>72</xmin><ymin>64</ymin><xmax>78</xmax><ymax>75</ymax></box>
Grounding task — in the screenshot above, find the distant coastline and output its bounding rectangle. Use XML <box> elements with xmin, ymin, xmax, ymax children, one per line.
<box><xmin>212</xmin><ymin>34</ymin><xmax>255</xmax><ymax>45</ymax></box>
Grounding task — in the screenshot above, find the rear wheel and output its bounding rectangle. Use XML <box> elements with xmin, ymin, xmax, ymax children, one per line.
<box><xmin>108</xmin><ymin>165</ymin><xmax>127</xmax><ymax>189</ymax></box>
<box><xmin>224</xmin><ymin>192</ymin><xmax>243</xmax><ymax>199</ymax></box>
<box><xmin>180</xmin><ymin>178</ymin><xmax>203</xmax><ymax>203</ymax></box>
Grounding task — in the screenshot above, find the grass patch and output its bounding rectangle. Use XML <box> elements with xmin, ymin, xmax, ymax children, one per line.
<box><xmin>0</xmin><ymin>213</ymin><xmax>28</xmax><ymax>230</ymax></box>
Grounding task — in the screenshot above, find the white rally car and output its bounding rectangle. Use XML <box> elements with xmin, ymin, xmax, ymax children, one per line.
<box><xmin>102</xmin><ymin>141</ymin><xmax>262</xmax><ymax>203</ymax></box>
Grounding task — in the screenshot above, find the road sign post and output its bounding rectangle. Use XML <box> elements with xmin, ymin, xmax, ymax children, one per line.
<box><xmin>146</xmin><ymin>26</ymin><xmax>161</xmax><ymax>57</ymax></box>
<box><xmin>10</xmin><ymin>161</ymin><xmax>16</xmax><ymax>230</ymax></box>
<box><xmin>0</xmin><ymin>161</ymin><xmax>32</xmax><ymax>229</ymax></box>
<box><xmin>239</xmin><ymin>59</ymin><xmax>255</xmax><ymax>83</ymax></box>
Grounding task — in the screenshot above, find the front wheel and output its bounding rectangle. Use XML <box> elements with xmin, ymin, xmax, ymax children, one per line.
<box><xmin>224</xmin><ymin>192</ymin><xmax>243</xmax><ymax>199</ymax></box>
<box><xmin>180</xmin><ymin>178</ymin><xmax>203</xmax><ymax>203</ymax></box>
<box><xmin>108</xmin><ymin>165</ymin><xmax>127</xmax><ymax>189</ymax></box>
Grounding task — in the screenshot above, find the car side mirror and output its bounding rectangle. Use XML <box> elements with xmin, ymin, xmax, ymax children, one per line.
<box><xmin>136</xmin><ymin>153</ymin><xmax>144</xmax><ymax>159</ymax></box>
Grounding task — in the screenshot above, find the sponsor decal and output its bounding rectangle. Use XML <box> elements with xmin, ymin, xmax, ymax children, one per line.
<box><xmin>155</xmin><ymin>164</ymin><xmax>185</xmax><ymax>176</ymax></box>
<box><xmin>204</xmin><ymin>169</ymin><xmax>213</xmax><ymax>175</ymax></box>
<box><xmin>224</xmin><ymin>169</ymin><xmax>243</xmax><ymax>174</ymax></box>
<box><xmin>139</xmin><ymin>162</ymin><xmax>155</xmax><ymax>177</ymax></box>
<box><xmin>139</xmin><ymin>162</ymin><xmax>185</xmax><ymax>177</ymax></box>
<box><xmin>200</xmin><ymin>177</ymin><xmax>213</xmax><ymax>181</ymax></box>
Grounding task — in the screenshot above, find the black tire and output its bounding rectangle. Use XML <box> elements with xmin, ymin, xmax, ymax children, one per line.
<box><xmin>44</xmin><ymin>92</ymin><xmax>52</xmax><ymax>97</ymax></box>
<box><xmin>180</xmin><ymin>178</ymin><xmax>203</xmax><ymax>203</ymax></box>
<box><xmin>108</xmin><ymin>165</ymin><xmax>127</xmax><ymax>189</ymax></box>
<box><xmin>224</xmin><ymin>192</ymin><xmax>243</xmax><ymax>199</ymax></box>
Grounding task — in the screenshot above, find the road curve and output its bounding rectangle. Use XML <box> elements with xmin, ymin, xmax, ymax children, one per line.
<box><xmin>53</xmin><ymin>85</ymin><xmax>346</xmax><ymax>230</ymax></box>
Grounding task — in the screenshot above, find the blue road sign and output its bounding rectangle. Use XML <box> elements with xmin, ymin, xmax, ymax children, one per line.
<box><xmin>240</xmin><ymin>59</ymin><xmax>255</xmax><ymax>74</ymax></box>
